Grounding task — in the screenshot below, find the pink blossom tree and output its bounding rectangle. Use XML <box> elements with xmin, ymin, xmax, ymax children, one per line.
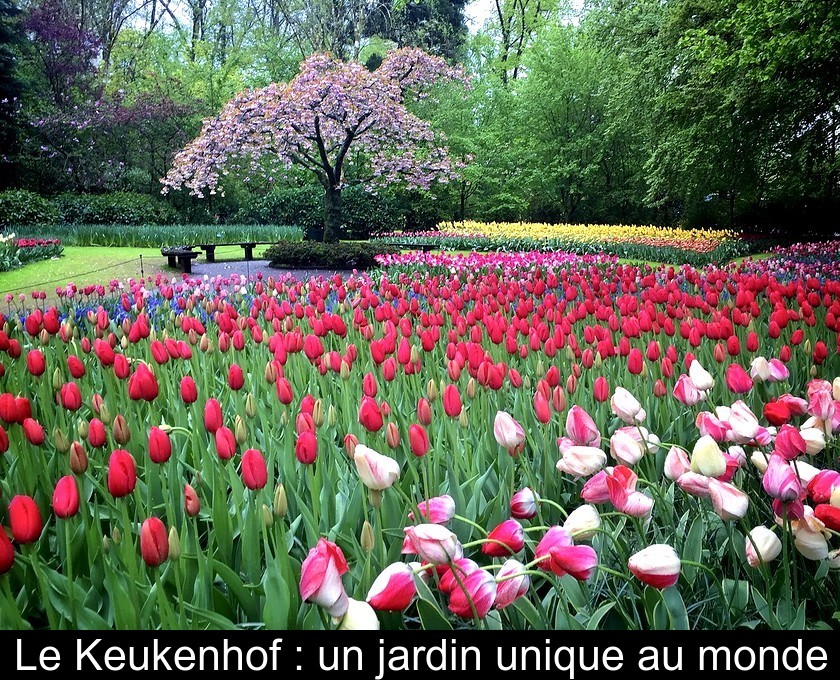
<box><xmin>162</xmin><ymin>48</ymin><xmax>466</xmax><ymax>242</ymax></box>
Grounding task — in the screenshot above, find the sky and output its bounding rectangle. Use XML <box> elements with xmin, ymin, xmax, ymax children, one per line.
<box><xmin>465</xmin><ymin>0</ymin><xmax>584</xmax><ymax>32</ymax></box>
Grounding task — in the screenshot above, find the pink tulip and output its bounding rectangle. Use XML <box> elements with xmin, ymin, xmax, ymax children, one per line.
<box><xmin>606</xmin><ymin>466</ymin><xmax>653</xmax><ymax>516</ymax></box>
<box><xmin>610</xmin><ymin>387</ymin><xmax>644</xmax><ymax>424</ymax></box>
<box><xmin>676</xmin><ymin>471</ymin><xmax>712</xmax><ymax>498</ymax></box>
<box><xmin>774</xmin><ymin>425</ymin><xmax>806</xmax><ymax>460</ymax></box>
<box><xmin>767</xmin><ymin>358</ymin><xmax>789</xmax><ymax>382</ymax></box>
<box><xmin>353</xmin><ymin>444</ymin><xmax>400</xmax><ymax>490</ymax></box>
<box><xmin>556</xmin><ymin>445</ymin><xmax>607</xmax><ymax>479</ymax></box>
<box><xmin>628</xmin><ymin>544</ymin><xmax>681</xmax><ymax>589</ymax></box>
<box><xmin>761</xmin><ymin>454</ymin><xmax>802</xmax><ymax>502</ymax></box>
<box><xmin>494</xmin><ymin>559</ymin><xmax>530</xmax><ymax>609</ymax></box>
<box><xmin>534</xmin><ymin>526</ymin><xmax>597</xmax><ymax>580</ymax></box>
<box><xmin>438</xmin><ymin>558</ymin><xmax>480</xmax><ymax>594</ymax></box>
<box><xmin>609</xmin><ymin>430</ymin><xmax>644</xmax><ymax>466</ymax></box>
<box><xmin>493</xmin><ymin>411</ymin><xmax>525</xmax><ymax>450</ymax></box>
<box><xmin>409</xmin><ymin>495</ymin><xmax>456</xmax><ymax>524</ymax></box>
<box><xmin>565</xmin><ymin>406</ymin><xmax>600</xmax><ymax>446</ymax></box>
<box><xmin>673</xmin><ymin>374</ymin><xmax>704</xmax><ymax>406</ymax></box>
<box><xmin>366</xmin><ymin>563</ymin><xmax>416</xmax><ymax>611</ymax></box>
<box><xmin>663</xmin><ymin>446</ymin><xmax>691</xmax><ymax>481</ymax></box>
<box><xmin>708</xmin><ymin>479</ymin><xmax>750</xmax><ymax>521</ymax></box>
<box><xmin>695</xmin><ymin>411</ymin><xmax>730</xmax><ymax>442</ymax></box>
<box><xmin>448</xmin><ymin>568</ymin><xmax>497</xmax><ymax>619</ymax></box>
<box><xmin>725</xmin><ymin>364</ymin><xmax>754</xmax><ymax>394</ymax></box>
<box><xmin>402</xmin><ymin>524</ymin><xmax>461</xmax><ymax>565</ymax></box>
<box><xmin>299</xmin><ymin>538</ymin><xmax>350</xmax><ymax>618</ymax></box>
<box><xmin>807</xmin><ymin>470</ymin><xmax>840</xmax><ymax>504</ymax></box>
<box><xmin>510</xmin><ymin>487</ymin><xmax>537</xmax><ymax>519</ymax></box>
<box><xmin>483</xmin><ymin>519</ymin><xmax>525</xmax><ymax>557</ymax></box>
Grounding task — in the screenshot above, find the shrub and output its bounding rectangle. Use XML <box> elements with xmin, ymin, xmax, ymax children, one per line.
<box><xmin>56</xmin><ymin>192</ymin><xmax>179</xmax><ymax>225</ymax></box>
<box><xmin>264</xmin><ymin>240</ymin><xmax>396</xmax><ymax>270</ymax></box>
<box><xmin>0</xmin><ymin>190</ymin><xmax>60</xmax><ymax>227</ymax></box>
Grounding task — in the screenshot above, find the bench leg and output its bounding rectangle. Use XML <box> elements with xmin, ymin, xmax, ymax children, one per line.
<box><xmin>167</xmin><ymin>255</ymin><xmax>177</xmax><ymax>268</ymax></box>
<box><xmin>244</xmin><ymin>245</ymin><xmax>254</xmax><ymax>261</ymax></box>
<box><xmin>180</xmin><ymin>257</ymin><xmax>192</xmax><ymax>275</ymax></box>
<box><xmin>205</xmin><ymin>246</ymin><xmax>216</xmax><ymax>263</ymax></box>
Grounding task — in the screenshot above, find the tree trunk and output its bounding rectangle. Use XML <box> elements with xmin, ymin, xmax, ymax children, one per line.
<box><xmin>323</xmin><ymin>185</ymin><xmax>342</xmax><ymax>243</ymax></box>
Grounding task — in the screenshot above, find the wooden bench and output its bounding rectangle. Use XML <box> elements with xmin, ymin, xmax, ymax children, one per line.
<box><xmin>161</xmin><ymin>247</ymin><xmax>199</xmax><ymax>274</ymax></box>
<box><xmin>388</xmin><ymin>241</ymin><xmax>437</xmax><ymax>252</ymax></box>
<box><xmin>196</xmin><ymin>242</ymin><xmax>274</xmax><ymax>263</ymax></box>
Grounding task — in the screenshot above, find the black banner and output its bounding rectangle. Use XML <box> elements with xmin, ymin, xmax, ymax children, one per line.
<box><xmin>3</xmin><ymin>631</ymin><xmax>835</xmax><ymax>675</ymax></box>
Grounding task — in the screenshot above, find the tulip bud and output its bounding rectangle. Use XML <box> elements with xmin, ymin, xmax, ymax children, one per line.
<box><xmin>344</xmin><ymin>433</ymin><xmax>359</xmax><ymax>459</ymax></box>
<box><xmin>466</xmin><ymin>377</ymin><xmax>476</xmax><ymax>400</ymax></box>
<box><xmin>52</xmin><ymin>367</ymin><xmax>62</xmax><ymax>391</ymax></box>
<box><xmin>69</xmin><ymin>441</ymin><xmax>88</xmax><ymax>474</ymax></box>
<box><xmin>102</xmin><ymin>535</ymin><xmax>111</xmax><ymax>554</ymax></box>
<box><xmin>234</xmin><ymin>415</ymin><xmax>247</xmax><ymax>445</ymax></box>
<box><xmin>458</xmin><ymin>410</ymin><xmax>469</xmax><ymax>428</ymax></box>
<box><xmin>99</xmin><ymin>401</ymin><xmax>112</xmax><ymax>425</ymax></box>
<box><xmin>140</xmin><ymin>517</ymin><xmax>169</xmax><ymax>567</ymax></box>
<box><xmin>168</xmin><ymin>527</ymin><xmax>181</xmax><ymax>561</ymax></box>
<box><xmin>54</xmin><ymin>428</ymin><xmax>70</xmax><ymax>453</ymax></box>
<box><xmin>261</xmin><ymin>504</ymin><xmax>274</xmax><ymax>527</ymax></box>
<box><xmin>361</xmin><ymin>520</ymin><xmax>375</xmax><ymax>552</ymax></box>
<box><xmin>328</xmin><ymin>404</ymin><xmax>337</xmax><ymax>427</ymax></box>
<box><xmin>274</xmin><ymin>484</ymin><xmax>287</xmax><ymax>517</ymax></box>
<box><xmin>426</xmin><ymin>379</ymin><xmax>438</xmax><ymax>402</ymax></box>
<box><xmin>312</xmin><ymin>399</ymin><xmax>324</xmax><ymax>428</ymax></box>
<box><xmin>111</xmin><ymin>527</ymin><xmax>122</xmax><ymax>545</ymax></box>
<box><xmin>245</xmin><ymin>393</ymin><xmax>257</xmax><ymax>418</ymax></box>
<box><xmin>112</xmin><ymin>414</ymin><xmax>131</xmax><ymax>444</ymax></box>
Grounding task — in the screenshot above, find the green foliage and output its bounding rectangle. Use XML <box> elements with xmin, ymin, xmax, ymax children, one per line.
<box><xmin>55</xmin><ymin>192</ymin><xmax>179</xmax><ymax>225</ymax></box>
<box><xmin>0</xmin><ymin>190</ymin><xmax>60</xmax><ymax>226</ymax></box>
<box><xmin>264</xmin><ymin>240</ymin><xmax>396</xmax><ymax>269</ymax></box>
<box><xmin>14</xmin><ymin>223</ymin><xmax>302</xmax><ymax>248</ymax></box>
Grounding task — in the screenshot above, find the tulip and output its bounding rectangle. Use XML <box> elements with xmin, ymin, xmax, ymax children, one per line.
<box><xmin>695</xmin><ymin>411</ymin><xmax>730</xmax><ymax>442</ymax></box>
<box><xmin>140</xmin><ymin>517</ymin><xmax>169</xmax><ymax>567</ymax></box>
<box><xmin>609</xmin><ymin>430</ymin><xmax>645</xmax><ymax>466</ymax></box>
<box><xmin>9</xmin><ymin>495</ymin><xmax>43</xmax><ymax>543</ymax></box>
<box><xmin>673</xmin><ymin>374</ymin><xmax>705</xmax><ymax>406</ymax></box>
<box><xmin>725</xmin><ymin>364</ymin><xmax>753</xmax><ymax>393</ymax></box>
<box><xmin>676</xmin><ymin>471</ymin><xmax>712</xmax><ymax>497</ymax></box>
<box><xmin>563</xmin><ymin>504</ymin><xmax>601</xmax><ymax>540</ymax></box>
<box><xmin>768</xmin><ymin>358</ymin><xmax>789</xmax><ymax>382</ymax></box>
<box><xmin>606</xmin><ymin>467</ymin><xmax>654</xmax><ymax>516</ymax></box>
<box><xmin>367</xmin><ymin>562</ymin><xmax>417</xmax><ymax>611</ymax></box>
<box><xmin>52</xmin><ymin>475</ymin><xmax>80</xmax><ymax>518</ymax></box>
<box><xmin>215</xmin><ymin>426</ymin><xmax>237</xmax><ymax>460</ymax></box>
<box><xmin>763</xmin><ymin>400</ymin><xmax>790</xmax><ymax>426</ymax></box>
<box><xmin>494</xmin><ymin>559</ymin><xmax>530</xmax><ymax>609</ymax></box>
<box><xmin>299</xmin><ymin>538</ymin><xmax>350</xmax><ymax>618</ymax></box>
<box><xmin>442</xmin><ymin>384</ymin><xmax>462</xmax><ymax>418</ymax></box>
<box><xmin>127</xmin><ymin>363</ymin><xmax>159</xmax><ymax>401</ymax></box>
<box><xmin>534</xmin><ymin>526</ymin><xmax>597</xmax><ymax>580</ymax></box>
<box><xmin>610</xmin><ymin>387</ymin><xmax>644</xmax><ymax>424</ymax></box>
<box><xmin>762</xmin><ymin>454</ymin><xmax>802</xmax><ymax>502</ymax></box>
<box><xmin>814</xmin><ymin>504</ymin><xmax>840</xmax><ymax>532</ymax></box>
<box><xmin>408</xmin><ymin>423</ymin><xmax>430</xmax><ymax>457</ymax></box>
<box><xmin>242</xmin><ymin>448</ymin><xmax>268</xmax><ymax>490</ymax></box>
<box><xmin>409</xmin><ymin>495</ymin><xmax>456</xmax><ymax>524</ymax></box>
<box><xmin>87</xmin><ymin>418</ymin><xmax>106</xmax><ymax>448</ymax></box>
<box><xmin>793</xmin><ymin>527</ymin><xmax>829</xmax><ymax>561</ymax></box>
<box><xmin>774</xmin><ymin>424</ymin><xmax>806</xmax><ymax>460</ymax></box>
<box><xmin>107</xmin><ymin>449</ymin><xmax>137</xmax><ymax>498</ymax></box>
<box><xmin>556</xmin><ymin>445</ymin><xmax>607</xmax><ymax>479</ymax></box>
<box><xmin>358</xmin><ymin>396</ymin><xmax>384</xmax><ymax>432</ymax></box>
<box><xmin>402</xmin><ymin>524</ymin><xmax>461</xmax><ymax>565</ymax></box>
<box><xmin>296</xmin><ymin>430</ymin><xmax>318</xmax><ymax>465</ymax></box>
<box><xmin>664</xmin><ymin>446</ymin><xmax>691</xmax><ymax>481</ymax></box>
<box><xmin>148</xmin><ymin>426</ymin><xmax>172</xmax><ymax>464</ymax></box>
<box><xmin>354</xmin><ymin>444</ymin><xmax>400</xmax><ymax>490</ymax></box>
<box><xmin>448</xmin><ymin>568</ymin><xmax>497</xmax><ymax>619</ymax></box>
<box><xmin>800</xmin><ymin>427</ymin><xmax>826</xmax><ymax>455</ymax></box>
<box><xmin>0</xmin><ymin>529</ymin><xmax>13</xmax><ymax>574</ymax></box>
<box><xmin>417</xmin><ymin>398</ymin><xmax>432</xmax><ymax>425</ymax></box>
<box><xmin>708</xmin><ymin>479</ymin><xmax>749</xmax><ymax>521</ymax></box>
<box><xmin>628</xmin><ymin>544</ymin><xmax>681</xmax><ymax>589</ymax></box>
<box><xmin>203</xmin><ymin>398</ymin><xmax>223</xmax><ymax>433</ymax></box>
<box><xmin>439</xmin><ymin>558</ymin><xmax>480</xmax><ymax>594</ymax></box>
<box><xmin>565</xmin><ymin>405</ymin><xmax>600</xmax><ymax>446</ymax></box>
<box><xmin>493</xmin><ymin>411</ymin><xmax>525</xmax><ymax>450</ymax></box>
<box><xmin>276</xmin><ymin>378</ymin><xmax>294</xmax><ymax>405</ymax></box>
<box><xmin>749</xmin><ymin>356</ymin><xmax>771</xmax><ymax>382</ymax></box>
<box><xmin>510</xmin><ymin>487</ymin><xmax>537</xmax><ymax>519</ymax></box>
<box><xmin>112</xmin><ymin>414</ymin><xmax>130</xmax><ymax>444</ymax></box>
<box><xmin>26</xmin><ymin>349</ymin><xmax>46</xmax><ymax>376</ymax></box>
<box><xmin>807</xmin><ymin>470</ymin><xmax>840</xmax><ymax>504</ymax></box>
<box><xmin>385</xmin><ymin>422</ymin><xmax>400</xmax><ymax>449</ymax></box>
<box><xmin>688</xmin><ymin>360</ymin><xmax>714</xmax><ymax>391</ymax></box>
<box><xmin>483</xmin><ymin>519</ymin><xmax>525</xmax><ymax>557</ymax></box>
<box><xmin>22</xmin><ymin>418</ymin><xmax>45</xmax><ymax>446</ymax></box>
<box><xmin>727</xmin><ymin>401</ymin><xmax>759</xmax><ymax>443</ymax></box>
<box><xmin>593</xmin><ymin>376</ymin><xmax>609</xmax><ymax>403</ymax></box>
<box><xmin>690</xmin><ymin>435</ymin><xmax>727</xmax><ymax>478</ymax></box>
<box><xmin>0</xmin><ymin>425</ymin><xmax>8</xmax><ymax>455</ymax></box>
<box><xmin>184</xmin><ymin>483</ymin><xmax>200</xmax><ymax>517</ymax></box>
<box><xmin>338</xmin><ymin>598</ymin><xmax>380</xmax><ymax>630</ymax></box>
<box><xmin>744</xmin><ymin>526</ymin><xmax>782</xmax><ymax>567</ymax></box>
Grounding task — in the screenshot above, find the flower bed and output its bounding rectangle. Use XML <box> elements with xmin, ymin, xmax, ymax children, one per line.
<box><xmin>0</xmin><ymin>233</ymin><xmax>63</xmax><ymax>272</ymax></box>
<box><xmin>0</xmin><ymin>245</ymin><xmax>838</xmax><ymax>630</ymax></box>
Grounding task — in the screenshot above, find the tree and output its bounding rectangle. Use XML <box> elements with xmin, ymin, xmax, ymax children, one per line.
<box><xmin>365</xmin><ymin>0</ymin><xmax>468</xmax><ymax>60</ymax></box>
<box><xmin>162</xmin><ymin>48</ymin><xmax>466</xmax><ymax>241</ymax></box>
<box><xmin>0</xmin><ymin>0</ymin><xmax>23</xmax><ymax>179</ymax></box>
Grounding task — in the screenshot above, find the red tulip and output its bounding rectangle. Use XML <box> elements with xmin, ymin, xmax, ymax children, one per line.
<box><xmin>417</xmin><ymin>398</ymin><xmax>432</xmax><ymax>425</ymax></box>
<box><xmin>593</xmin><ymin>376</ymin><xmax>609</xmax><ymax>403</ymax></box>
<box><xmin>807</xmin><ymin>470</ymin><xmax>840</xmax><ymax>504</ymax></box>
<box><xmin>58</xmin><ymin>382</ymin><xmax>82</xmax><ymax>411</ymax></box>
<box><xmin>363</xmin><ymin>372</ymin><xmax>378</xmax><ymax>397</ymax></box>
<box><xmin>9</xmin><ymin>495</ymin><xmax>43</xmax><ymax>543</ymax></box>
<box><xmin>127</xmin><ymin>363</ymin><xmax>159</xmax><ymax>401</ymax></box>
<box><xmin>204</xmin><ymin>398</ymin><xmax>223</xmax><ymax>433</ymax></box>
<box><xmin>408</xmin><ymin>423</ymin><xmax>430</xmax><ymax>457</ymax></box>
<box><xmin>483</xmin><ymin>519</ymin><xmax>525</xmax><ymax>557</ymax></box>
<box><xmin>296</xmin><ymin>430</ymin><xmax>318</xmax><ymax>464</ymax></box>
<box><xmin>0</xmin><ymin>393</ymin><xmax>18</xmax><ymax>423</ymax></box>
<box><xmin>448</xmin><ymin>568</ymin><xmax>497</xmax><ymax>619</ymax></box>
<box><xmin>299</xmin><ymin>538</ymin><xmax>349</xmax><ymax>617</ymax></box>
<box><xmin>26</xmin><ymin>349</ymin><xmax>46</xmax><ymax>376</ymax></box>
<box><xmin>215</xmin><ymin>426</ymin><xmax>236</xmax><ymax>460</ymax></box>
<box><xmin>140</xmin><ymin>517</ymin><xmax>169</xmax><ymax>567</ymax></box>
<box><xmin>0</xmin><ymin>529</ymin><xmax>13</xmax><ymax>574</ymax></box>
<box><xmin>184</xmin><ymin>483</ymin><xmax>200</xmax><ymax>517</ymax></box>
<box><xmin>442</xmin><ymin>384</ymin><xmax>462</xmax><ymax>418</ymax></box>
<box><xmin>510</xmin><ymin>487</ymin><xmax>537</xmax><ymax>519</ymax></box>
<box><xmin>107</xmin><ymin>449</ymin><xmax>137</xmax><ymax>498</ymax></box>
<box><xmin>774</xmin><ymin>425</ymin><xmax>806</xmax><ymax>461</ymax></box>
<box><xmin>628</xmin><ymin>544</ymin><xmax>681</xmax><ymax>589</ymax></box>
<box><xmin>67</xmin><ymin>355</ymin><xmax>85</xmax><ymax>378</ymax></box>
<box><xmin>358</xmin><ymin>396</ymin><xmax>384</xmax><ymax>432</ymax></box>
<box><xmin>814</xmin><ymin>504</ymin><xmax>840</xmax><ymax>532</ymax></box>
<box><xmin>87</xmin><ymin>418</ymin><xmax>106</xmax><ymax>448</ymax></box>
<box><xmin>52</xmin><ymin>475</ymin><xmax>80</xmax><ymax>518</ymax></box>
<box><xmin>242</xmin><ymin>448</ymin><xmax>268</xmax><ymax>489</ymax></box>
<box><xmin>148</xmin><ymin>426</ymin><xmax>172</xmax><ymax>463</ymax></box>
<box><xmin>627</xmin><ymin>348</ymin><xmax>644</xmax><ymax>375</ymax></box>
<box><xmin>227</xmin><ymin>364</ymin><xmax>244</xmax><ymax>391</ymax></box>
<box><xmin>763</xmin><ymin>400</ymin><xmax>790</xmax><ymax>426</ymax></box>
<box><xmin>22</xmin><ymin>418</ymin><xmax>45</xmax><ymax>446</ymax></box>
<box><xmin>180</xmin><ymin>376</ymin><xmax>198</xmax><ymax>403</ymax></box>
